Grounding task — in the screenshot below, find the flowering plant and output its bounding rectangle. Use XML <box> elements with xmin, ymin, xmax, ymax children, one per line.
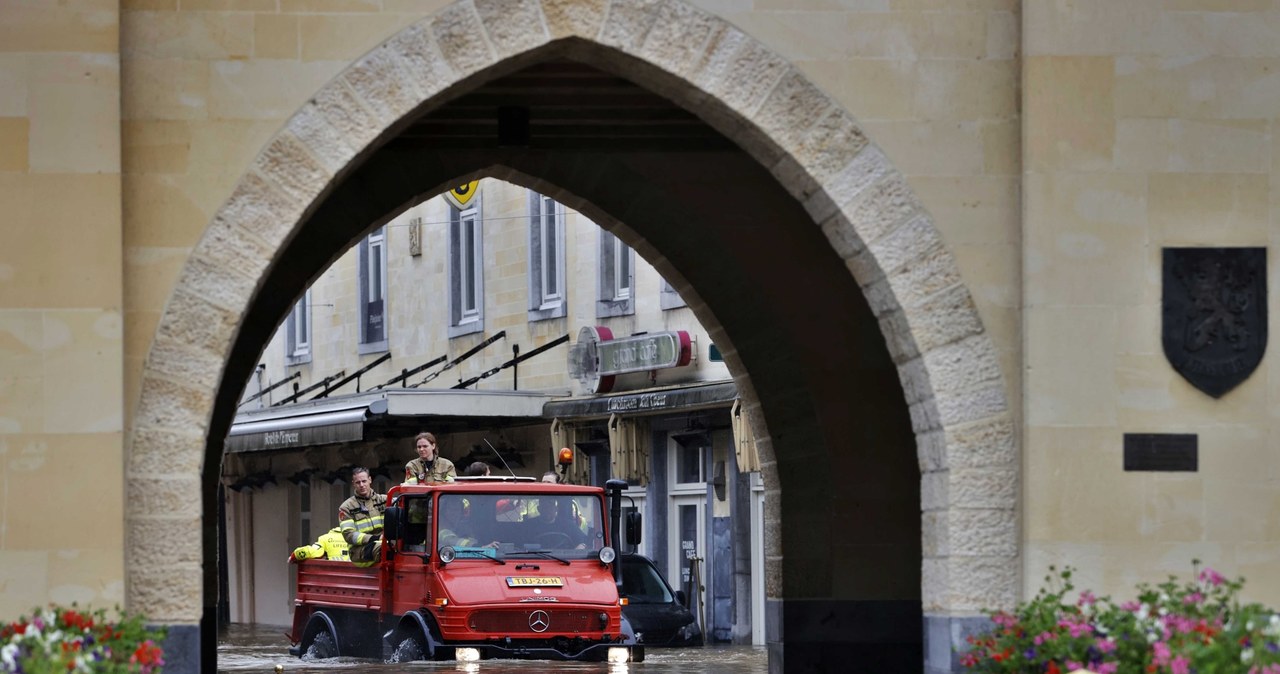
<box><xmin>1</xmin><ymin>605</ymin><xmax>166</xmax><ymax>674</ymax></box>
<box><xmin>960</xmin><ymin>562</ymin><xmax>1280</xmax><ymax>674</ymax></box>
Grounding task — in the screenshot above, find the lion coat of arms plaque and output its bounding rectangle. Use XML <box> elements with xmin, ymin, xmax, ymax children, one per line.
<box><xmin>1162</xmin><ymin>247</ymin><xmax>1267</xmax><ymax>398</ymax></box>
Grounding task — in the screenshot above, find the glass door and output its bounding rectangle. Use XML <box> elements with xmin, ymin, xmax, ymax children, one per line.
<box><xmin>668</xmin><ymin>434</ymin><xmax>708</xmax><ymax>632</ymax></box>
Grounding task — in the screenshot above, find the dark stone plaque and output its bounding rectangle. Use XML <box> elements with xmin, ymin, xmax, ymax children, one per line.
<box><xmin>1123</xmin><ymin>433</ymin><xmax>1197</xmax><ymax>472</ymax></box>
<box><xmin>1162</xmin><ymin>247</ymin><xmax>1267</xmax><ymax>398</ymax></box>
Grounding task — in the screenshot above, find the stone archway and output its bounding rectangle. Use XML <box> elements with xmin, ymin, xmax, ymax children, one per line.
<box><xmin>128</xmin><ymin>1</ymin><xmax>1017</xmax><ymax>671</ymax></box>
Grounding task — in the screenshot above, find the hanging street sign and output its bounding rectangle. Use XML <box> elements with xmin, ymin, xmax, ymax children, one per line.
<box><xmin>567</xmin><ymin>326</ymin><xmax>693</xmax><ymax>394</ymax></box>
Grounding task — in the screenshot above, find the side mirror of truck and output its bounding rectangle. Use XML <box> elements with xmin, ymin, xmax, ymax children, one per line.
<box><xmin>383</xmin><ymin>506</ymin><xmax>402</xmax><ymax>541</ymax></box>
<box><xmin>625</xmin><ymin>511</ymin><xmax>642</xmax><ymax>546</ymax></box>
<box><xmin>675</xmin><ymin>589</ymin><xmax>688</xmax><ymax>607</ymax></box>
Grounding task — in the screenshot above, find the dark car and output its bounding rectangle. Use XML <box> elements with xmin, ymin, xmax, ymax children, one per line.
<box><xmin>620</xmin><ymin>553</ymin><xmax>704</xmax><ymax>647</ymax></box>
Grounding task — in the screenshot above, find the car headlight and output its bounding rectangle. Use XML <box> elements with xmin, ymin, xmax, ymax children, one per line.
<box><xmin>678</xmin><ymin>622</ymin><xmax>700</xmax><ymax>640</ymax></box>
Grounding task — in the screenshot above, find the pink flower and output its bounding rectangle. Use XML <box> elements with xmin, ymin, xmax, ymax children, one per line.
<box><xmin>1078</xmin><ymin>590</ymin><xmax>1097</xmax><ymax>607</ymax></box>
<box><xmin>1095</xmin><ymin>663</ymin><xmax>1118</xmax><ymax>674</ymax></box>
<box><xmin>1152</xmin><ymin>641</ymin><xmax>1172</xmax><ymax>665</ymax></box>
<box><xmin>1170</xmin><ymin>655</ymin><xmax>1190</xmax><ymax>674</ymax></box>
<box><xmin>1199</xmin><ymin>568</ymin><xmax>1226</xmax><ymax>586</ymax></box>
<box><xmin>1095</xmin><ymin>637</ymin><xmax>1117</xmax><ymax>653</ymax></box>
<box><xmin>1183</xmin><ymin>591</ymin><xmax>1204</xmax><ymax>605</ymax></box>
<box><xmin>1034</xmin><ymin>631</ymin><xmax>1055</xmax><ymax>645</ymax></box>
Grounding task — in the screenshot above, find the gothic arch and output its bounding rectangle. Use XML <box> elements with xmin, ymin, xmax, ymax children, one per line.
<box><xmin>128</xmin><ymin>1</ymin><xmax>1017</xmax><ymax>669</ymax></box>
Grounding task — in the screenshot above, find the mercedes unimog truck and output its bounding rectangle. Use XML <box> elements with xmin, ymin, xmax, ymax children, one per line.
<box><xmin>288</xmin><ymin>476</ymin><xmax>643</xmax><ymax>663</ymax></box>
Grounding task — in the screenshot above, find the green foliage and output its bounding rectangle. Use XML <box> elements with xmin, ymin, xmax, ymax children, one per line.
<box><xmin>960</xmin><ymin>562</ymin><xmax>1280</xmax><ymax>674</ymax></box>
<box><xmin>1</xmin><ymin>605</ymin><xmax>167</xmax><ymax>674</ymax></box>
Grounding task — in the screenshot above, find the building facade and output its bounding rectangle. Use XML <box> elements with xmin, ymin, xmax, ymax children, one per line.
<box><xmin>223</xmin><ymin>178</ymin><xmax>768</xmax><ymax>644</ymax></box>
<box><xmin>5</xmin><ymin>1</ymin><xmax>1280</xmax><ymax>672</ymax></box>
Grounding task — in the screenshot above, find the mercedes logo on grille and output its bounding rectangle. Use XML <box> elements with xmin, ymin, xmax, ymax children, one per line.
<box><xmin>528</xmin><ymin>609</ymin><xmax>550</xmax><ymax>633</ymax></box>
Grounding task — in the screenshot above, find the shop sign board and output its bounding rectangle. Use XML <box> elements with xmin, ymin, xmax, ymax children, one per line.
<box><xmin>568</xmin><ymin>326</ymin><xmax>692</xmax><ymax>394</ymax></box>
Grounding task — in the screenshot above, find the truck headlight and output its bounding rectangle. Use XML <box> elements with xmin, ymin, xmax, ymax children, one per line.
<box><xmin>607</xmin><ymin>647</ymin><xmax>630</xmax><ymax>663</ymax></box>
<box><xmin>439</xmin><ymin>546</ymin><xmax>457</xmax><ymax>563</ymax></box>
<box><xmin>455</xmin><ymin>647</ymin><xmax>480</xmax><ymax>662</ymax></box>
<box><xmin>598</xmin><ymin>546</ymin><xmax>616</xmax><ymax>564</ymax></box>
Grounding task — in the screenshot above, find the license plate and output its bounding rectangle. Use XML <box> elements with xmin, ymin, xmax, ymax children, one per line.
<box><xmin>506</xmin><ymin>576</ymin><xmax>564</xmax><ymax>587</ymax></box>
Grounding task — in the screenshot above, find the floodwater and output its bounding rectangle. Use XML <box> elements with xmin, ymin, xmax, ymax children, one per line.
<box><xmin>217</xmin><ymin>624</ymin><xmax>767</xmax><ymax>673</ymax></box>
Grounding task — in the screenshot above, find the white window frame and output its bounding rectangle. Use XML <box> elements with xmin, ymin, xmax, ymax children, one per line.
<box><xmin>597</xmin><ymin>230</ymin><xmax>634</xmax><ymax>318</ymax></box>
<box><xmin>449</xmin><ymin>203</ymin><xmax>484</xmax><ymax>338</ymax></box>
<box><xmin>285</xmin><ymin>289</ymin><xmax>312</xmax><ymax>365</ymax></box>
<box><xmin>358</xmin><ymin>227</ymin><xmax>388</xmax><ymax>354</ymax></box>
<box><xmin>528</xmin><ymin>191</ymin><xmax>567</xmax><ymax>321</ymax></box>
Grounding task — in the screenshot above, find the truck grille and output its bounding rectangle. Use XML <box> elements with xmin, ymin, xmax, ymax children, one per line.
<box><xmin>468</xmin><ymin>609</ymin><xmax>601</xmax><ymax>634</ymax></box>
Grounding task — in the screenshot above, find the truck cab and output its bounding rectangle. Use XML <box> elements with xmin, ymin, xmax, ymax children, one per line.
<box><xmin>288</xmin><ymin>477</ymin><xmax>643</xmax><ymax>663</ymax></box>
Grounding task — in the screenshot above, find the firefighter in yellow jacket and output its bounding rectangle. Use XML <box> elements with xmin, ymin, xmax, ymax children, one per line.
<box><xmin>288</xmin><ymin>527</ymin><xmax>350</xmax><ymax>563</ymax></box>
<box><xmin>403</xmin><ymin>431</ymin><xmax>456</xmax><ymax>485</ymax></box>
<box><xmin>338</xmin><ymin>466</ymin><xmax>386</xmax><ymax>567</ymax></box>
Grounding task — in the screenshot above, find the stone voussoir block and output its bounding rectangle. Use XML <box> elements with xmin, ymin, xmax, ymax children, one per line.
<box><xmin>813</xmin><ymin>144</ymin><xmax>891</xmax><ymax>227</ymax></box>
<box><xmin>599</xmin><ymin>0</ymin><xmax>663</xmax><ymax>52</ymax></box>
<box><xmin>214</xmin><ymin>171</ymin><xmax>306</xmax><ymax>248</ymax></box>
<box><xmin>921</xmin><ymin>509</ymin><xmax>950</xmax><ymax>558</ymax></box>
<box><xmin>950</xmin><ymin>467</ymin><xmax>1017</xmax><ymax>510</ymax></box>
<box><xmin>133</xmin><ymin>375</ymin><xmax>213</xmax><ymax>435</ymax></box>
<box><xmin>128</xmin><ymin>426</ymin><xmax>205</xmax><ymax>476</ymax></box>
<box><xmin>922</xmin><ymin>335</ymin><xmax>1004</xmax><ymax>399</ymax></box>
<box><xmin>921</xmin><ymin>470</ymin><xmax>951</xmax><ymax>512</ymax></box>
<box><xmin>793</xmin><ymin>107</ymin><xmax>871</xmax><ymax>189</ymax></box>
<box><xmin>147</xmin><ymin>330</ymin><xmax>227</xmax><ymax>394</ymax></box>
<box><xmin>949</xmin><ymin>509</ymin><xmax>1017</xmax><ymax>557</ymax></box>
<box><xmin>883</xmin><ymin>232</ymin><xmax>964</xmax><ymax>309</ymax></box>
<box><xmin>876</xmin><ymin>308</ymin><xmax>923</xmax><ymax>365</ymax></box>
<box><xmin>309</xmin><ymin>76</ymin><xmax>389</xmax><ymax>162</ymax></box>
<box><xmin>637</xmin><ymin>0</ymin><xmax>718</xmax><ymax>81</ymax></box>
<box><xmin>252</xmin><ymin>132</ymin><xmax>334</xmax><ymax>211</ymax></box>
<box><xmin>909</xmin><ymin>397</ymin><xmax>943</xmax><ymax>434</ymax></box>
<box><xmin>904</xmin><ymin>284</ymin><xmax>985</xmax><ymax>354</ymax></box>
<box><xmin>818</xmin><ymin>211</ymin><xmax>866</xmax><ymax>261</ymax></box>
<box><xmin>340</xmin><ymin>45</ymin><xmax>431</xmax><ymax>130</ymax></box>
<box><xmin>861</xmin><ymin>275</ymin><xmax>904</xmax><ymax>319</ymax></box>
<box><xmin>935</xmin><ymin>384</ymin><xmax>1009</xmax><ymax>428</ymax></box>
<box><xmin>842</xmin><ymin>172</ymin><xmax>923</xmax><ymax>247</ymax></box>
<box><xmin>127</xmin><ymin>483</ymin><xmax>203</xmax><ymax>524</ymax></box>
<box><xmin>869</xmin><ymin>214</ymin><xmax>945</xmax><ymax>281</ymax></box>
<box><xmin>286</xmin><ymin>97</ymin><xmax>362</xmax><ymax>176</ymax></box>
<box><xmin>542</xmin><ymin>0</ymin><xmax>607</xmax><ymax>39</ymax></box>
<box><xmin>200</xmin><ymin>214</ymin><xmax>275</xmax><ymax>282</ymax></box>
<box><xmin>915</xmin><ymin>428</ymin><xmax>948</xmax><ymax>473</ymax></box>
<box><xmin>750</xmin><ymin>70</ymin><xmax>833</xmax><ymax>159</ymax></box>
<box><xmin>943</xmin><ymin>415</ymin><xmax>1017</xmax><ymax>469</ymax></box>
<box><xmin>157</xmin><ymin>286</ymin><xmax>241</xmax><ymax>356</ymax></box>
<box><xmin>171</xmin><ymin>256</ymin><xmax>259</xmax><ymax>318</ymax></box>
<box><xmin>895</xmin><ymin>356</ymin><xmax>932</xmax><ymax>407</ymax></box>
<box><xmin>944</xmin><ymin>555</ymin><xmax>1019</xmax><ymax>612</ymax></box>
<box><xmin>843</xmin><ymin>248</ymin><xmax>887</xmax><ymax>291</ymax></box>
<box><xmin>384</xmin><ymin>21</ymin><xmax>460</xmax><ymax>108</ymax></box>
<box><xmin>474</xmin><ymin>0</ymin><xmax>550</xmax><ymax>61</ymax></box>
<box><xmin>921</xmin><ymin>557</ymin><xmax>950</xmax><ymax>612</ymax></box>
<box><xmin>431</xmin><ymin>0</ymin><xmax>498</xmax><ymax>79</ymax></box>
<box><xmin>127</xmin><ymin>563</ymin><xmax>203</xmax><ymax>623</ymax></box>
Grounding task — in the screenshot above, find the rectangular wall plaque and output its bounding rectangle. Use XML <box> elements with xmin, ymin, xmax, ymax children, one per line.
<box><xmin>1123</xmin><ymin>433</ymin><xmax>1198</xmax><ymax>472</ymax></box>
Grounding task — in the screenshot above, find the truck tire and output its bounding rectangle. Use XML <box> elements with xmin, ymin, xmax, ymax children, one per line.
<box><xmin>389</xmin><ymin>634</ymin><xmax>427</xmax><ymax>663</ymax></box>
<box><xmin>300</xmin><ymin>612</ymin><xmax>340</xmax><ymax>659</ymax></box>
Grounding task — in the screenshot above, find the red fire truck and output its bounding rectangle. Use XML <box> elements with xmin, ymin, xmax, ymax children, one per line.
<box><xmin>287</xmin><ymin>477</ymin><xmax>644</xmax><ymax>663</ymax></box>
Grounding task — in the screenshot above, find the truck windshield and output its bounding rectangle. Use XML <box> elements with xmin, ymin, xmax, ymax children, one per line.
<box><xmin>435</xmin><ymin>493</ymin><xmax>604</xmax><ymax>559</ymax></box>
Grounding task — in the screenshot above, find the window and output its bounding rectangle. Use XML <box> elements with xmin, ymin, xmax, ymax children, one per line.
<box><xmin>358</xmin><ymin>227</ymin><xmax>388</xmax><ymax>354</ymax></box>
<box><xmin>285</xmin><ymin>290</ymin><xmax>311</xmax><ymax>365</ymax></box>
<box><xmin>660</xmin><ymin>277</ymin><xmax>687</xmax><ymax>310</ymax></box>
<box><xmin>598</xmin><ymin>230</ymin><xmax>634</xmax><ymax>318</ymax></box>
<box><xmin>449</xmin><ymin>204</ymin><xmax>484</xmax><ymax>337</ymax></box>
<box><xmin>528</xmin><ymin>191</ymin><xmax>567</xmax><ymax>321</ymax></box>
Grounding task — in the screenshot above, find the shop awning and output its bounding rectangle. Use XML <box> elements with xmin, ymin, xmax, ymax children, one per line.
<box><xmin>541</xmin><ymin>380</ymin><xmax>738</xmax><ymax>420</ymax></box>
<box><xmin>226</xmin><ymin>389</ymin><xmax>560</xmax><ymax>453</ymax></box>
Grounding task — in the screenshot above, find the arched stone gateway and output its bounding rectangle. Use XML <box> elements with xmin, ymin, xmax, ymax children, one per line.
<box><xmin>128</xmin><ymin>1</ymin><xmax>1017</xmax><ymax>671</ymax></box>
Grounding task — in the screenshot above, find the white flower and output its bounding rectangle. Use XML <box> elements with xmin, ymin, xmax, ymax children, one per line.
<box><xmin>1146</xmin><ymin>630</ymin><xmax>1160</xmax><ymax>643</ymax></box>
<box><xmin>1242</xmin><ymin>647</ymin><xmax>1255</xmax><ymax>664</ymax></box>
<box><xmin>1138</xmin><ymin>603</ymin><xmax>1151</xmax><ymax>620</ymax></box>
<box><xmin>1</xmin><ymin>643</ymin><xmax>18</xmax><ymax>668</ymax></box>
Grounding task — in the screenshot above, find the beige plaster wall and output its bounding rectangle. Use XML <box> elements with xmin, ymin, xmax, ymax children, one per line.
<box><xmin>1023</xmin><ymin>0</ymin><xmax>1280</xmax><ymax>605</ymax></box>
<box><xmin>0</xmin><ymin>2</ymin><xmax>125</xmax><ymax>620</ymax></box>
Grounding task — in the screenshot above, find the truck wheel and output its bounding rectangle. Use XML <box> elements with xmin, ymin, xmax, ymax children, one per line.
<box><xmin>303</xmin><ymin>628</ymin><xmax>337</xmax><ymax>659</ymax></box>
<box><xmin>390</xmin><ymin>635</ymin><xmax>426</xmax><ymax>662</ymax></box>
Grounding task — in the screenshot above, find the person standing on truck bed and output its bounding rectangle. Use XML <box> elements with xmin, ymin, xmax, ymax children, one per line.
<box><xmin>338</xmin><ymin>467</ymin><xmax>386</xmax><ymax>567</ymax></box>
<box><xmin>404</xmin><ymin>431</ymin><xmax>456</xmax><ymax>485</ymax></box>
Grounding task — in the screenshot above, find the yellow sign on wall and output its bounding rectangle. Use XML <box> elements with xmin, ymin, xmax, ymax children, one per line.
<box><xmin>444</xmin><ymin>181</ymin><xmax>480</xmax><ymax>210</ymax></box>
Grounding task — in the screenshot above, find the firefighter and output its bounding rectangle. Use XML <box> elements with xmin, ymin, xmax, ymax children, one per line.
<box><xmin>338</xmin><ymin>466</ymin><xmax>386</xmax><ymax>567</ymax></box>
<box><xmin>288</xmin><ymin>526</ymin><xmax>350</xmax><ymax>563</ymax></box>
<box><xmin>403</xmin><ymin>431</ymin><xmax>456</xmax><ymax>484</ymax></box>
